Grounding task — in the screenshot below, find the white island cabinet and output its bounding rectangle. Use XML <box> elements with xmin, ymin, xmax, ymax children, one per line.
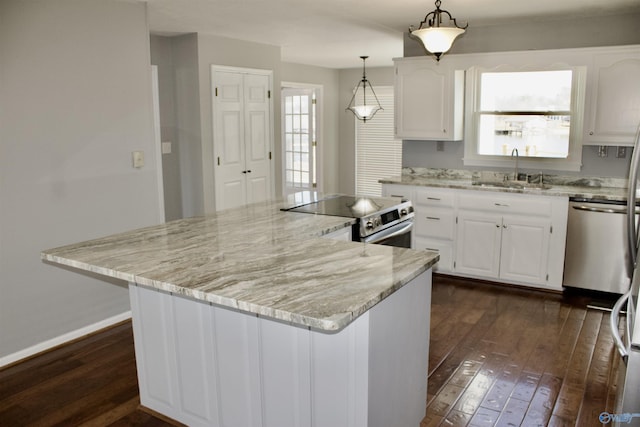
<box><xmin>129</xmin><ymin>270</ymin><xmax>431</xmax><ymax>427</ymax></box>
<box><xmin>41</xmin><ymin>199</ymin><xmax>437</xmax><ymax>427</ymax></box>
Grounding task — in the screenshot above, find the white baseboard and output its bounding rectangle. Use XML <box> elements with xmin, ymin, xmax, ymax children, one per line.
<box><xmin>0</xmin><ymin>311</ymin><xmax>132</xmax><ymax>368</ymax></box>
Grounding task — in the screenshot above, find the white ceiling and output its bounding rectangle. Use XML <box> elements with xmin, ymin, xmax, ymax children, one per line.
<box><xmin>146</xmin><ymin>0</ymin><xmax>640</xmax><ymax>69</ymax></box>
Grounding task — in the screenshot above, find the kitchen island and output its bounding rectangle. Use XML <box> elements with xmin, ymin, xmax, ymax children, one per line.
<box><xmin>42</xmin><ymin>197</ymin><xmax>438</xmax><ymax>427</ymax></box>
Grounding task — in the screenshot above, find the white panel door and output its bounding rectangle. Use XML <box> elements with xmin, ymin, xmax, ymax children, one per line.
<box><xmin>214</xmin><ymin>70</ymin><xmax>247</xmax><ymax>210</ymax></box>
<box><xmin>244</xmin><ymin>73</ymin><xmax>272</xmax><ymax>204</ymax></box>
<box><xmin>455</xmin><ymin>211</ymin><xmax>501</xmax><ymax>278</ymax></box>
<box><xmin>213</xmin><ymin>68</ymin><xmax>272</xmax><ymax>210</ymax></box>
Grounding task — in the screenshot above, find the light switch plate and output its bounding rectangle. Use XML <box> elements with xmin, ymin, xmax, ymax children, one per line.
<box><xmin>132</xmin><ymin>151</ymin><xmax>144</xmax><ymax>168</ymax></box>
<box><xmin>162</xmin><ymin>141</ymin><xmax>172</xmax><ymax>154</ymax></box>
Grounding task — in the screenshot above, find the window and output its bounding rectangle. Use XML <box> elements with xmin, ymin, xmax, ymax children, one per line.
<box><xmin>282</xmin><ymin>87</ymin><xmax>318</xmax><ymax>195</ymax></box>
<box><xmin>355</xmin><ymin>86</ymin><xmax>401</xmax><ymax>196</ymax></box>
<box><xmin>464</xmin><ymin>66</ymin><xmax>586</xmax><ymax>171</ymax></box>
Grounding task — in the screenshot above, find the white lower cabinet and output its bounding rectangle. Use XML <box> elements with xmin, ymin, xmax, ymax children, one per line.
<box><xmin>455</xmin><ymin>211</ymin><xmax>551</xmax><ymax>285</ymax></box>
<box><xmin>382</xmin><ymin>183</ymin><xmax>568</xmax><ymax>290</ymax></box>
<box><xmin>412</xmin><ymin>187</ymin><xmax>456</xmax><ymax>273</ymax></box>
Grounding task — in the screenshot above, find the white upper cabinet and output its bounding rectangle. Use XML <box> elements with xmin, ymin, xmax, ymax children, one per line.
<box><xmin>394</xmin><ymin>58</ymin><xmax>464</xmax><ymax>141</ymax></box>
<box><xmin>583</xmin><ymin>46</ymin><xmax>640</xmax><ymax>146</ymax></box>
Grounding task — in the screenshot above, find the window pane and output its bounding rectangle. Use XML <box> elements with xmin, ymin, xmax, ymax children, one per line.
<box><xmin>478</xmin><ymin>114</ymin><xmax>570</xmax><ymax>158</ymax></box>
<box><xmin>301</xmin><ymin>96</ymin><xmax>309</xmax><ymax>114</ymax></box>
<box><xmin>285</xmin><ymin>115</ymin><xmax>293</xmax><ymax>133</ymax></box>
<box><xmin>480</xmin><ymin>70</ymin><xmax>572</xmax><ymax>111</ymax></box>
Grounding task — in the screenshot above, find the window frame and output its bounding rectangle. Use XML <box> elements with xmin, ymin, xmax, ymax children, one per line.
<box><xmin>463</xmin><ymin>64</ymin><xmax>587</xmax><ymax>172</ymax></box>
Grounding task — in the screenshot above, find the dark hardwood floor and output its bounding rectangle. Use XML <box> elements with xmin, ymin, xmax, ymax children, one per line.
<box><xmin>0</xmin><ymin>275</ymin><xmax>621</xmax><ymax>426</ymax></box>
<box><xmin>424</xmin><ymin>275</ymin><xmax>620</xmax><ymax>427</ymax></box>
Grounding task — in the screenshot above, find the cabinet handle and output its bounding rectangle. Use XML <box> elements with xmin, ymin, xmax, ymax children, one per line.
<box><xmin>589</xmin><ymin>131</ymin><xmax>594</xmax><ymax>135</ymax></box>
<box><xmin>503</xmin><ymin>224</ymin><xmax>507</xmax><ymax>229</ymax></box>
<box><xmin>425</xmin><ymin>248</ymin><xmax>440</xmax><ymax>252</ymax></box>
<box><xmin>494</xmin><ymin>203</ymin><xmax>510</xmax><ymax>207</ymax></box>
<box><xmin>495</xmin><ymin>224</ymin><xmax>500</xmax><ymax>228</ymax></box>
<box><xmin>427</xmin><ymin>197</ymin><xmax>441</xmax><ymax>201</ymax></box>
<box><xmin>390</xmin><ymin>194</ymin><xmax>405</xmax><ymax>198</ymax></box>
<box><xmin>426</xmin><ymin>216</ymin><xmax>440</xmax><ymax>220</ymax></box>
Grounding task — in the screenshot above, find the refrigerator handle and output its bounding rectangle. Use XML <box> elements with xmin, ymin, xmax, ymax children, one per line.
<box><xmin>611</xmin><ymin>290</ymin><xmax>630</xmax><ymax>360</ymax></box>
<box><xmin>627</xmin><ymin>123</ymin><xmax>640</xmax><ymax>274</ymax></box>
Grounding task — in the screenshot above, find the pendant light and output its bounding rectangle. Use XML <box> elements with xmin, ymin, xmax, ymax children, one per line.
<box><xmin>346</xmin><ymin>56</ymin><xmax>383</xmax><ymax>122</ymax></box>
<box><xmin>409</xmin><ymin>0</ymin><xmax>468</xmax><ymax>61</ymax></box>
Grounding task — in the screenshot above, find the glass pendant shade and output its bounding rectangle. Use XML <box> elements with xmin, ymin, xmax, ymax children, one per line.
<box><xmin>409</xmin><ymin>0</ymin><xmax>468</xmax><ymax>61</ymax></box>
<box><xmin>411</xmin><ymin>27</ymin><xmax>465</xmax><ymax>58</ymax></box>
<box><xmin>346</xmin><ymin>56</ymin><xmax>383</xmax><ymax>122</ymax></box>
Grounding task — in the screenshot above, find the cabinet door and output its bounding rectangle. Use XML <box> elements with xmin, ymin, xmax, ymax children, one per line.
<box><xmin>394</xmin><ymin>61</ymin><xmax>463</xmax><ymax>141</ymax></box>
<box><xmin>583</xmin><ymin>49</ymin><xmax>640</xmax><ymax>146</ymax></box>
<box><xmin>499</xmin><ymin>215</ymin><xmax>550</xmax><ymax>285</ymax></box>
<box><xmin>455</xmin><ymin>211</ymin><xmax>501</xmax><ymax>278</ymax></box>
<box><xmin>414</xmin><ymin>237</ymin><xmax>453</xmax><ymax>273</ymax></box>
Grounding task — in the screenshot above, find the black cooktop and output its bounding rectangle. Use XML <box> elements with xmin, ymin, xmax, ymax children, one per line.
<box><xmin>286</xmin><ymin>195</ymin><xmax>398</xmax><ymax>219</ymax></box>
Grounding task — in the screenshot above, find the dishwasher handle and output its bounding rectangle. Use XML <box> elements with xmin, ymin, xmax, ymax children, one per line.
<box><xmin>572</xmin><ymin>205</ymin><xmax>627</xmax><ymax>214</ymax></box>
<box><xmin>611</xmin><ymin>290</ymin><xmax>630</xmax><ymax>361</ymax></box>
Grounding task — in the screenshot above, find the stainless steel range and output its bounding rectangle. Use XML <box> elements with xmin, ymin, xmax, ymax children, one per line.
<box><xmin>283</xmin><ymin>195</ymin><xmax>414</xmax><ymax>247</ymax></box>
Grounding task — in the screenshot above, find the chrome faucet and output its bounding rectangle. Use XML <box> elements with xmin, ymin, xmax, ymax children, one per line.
<box><xmin>511</xmin><ymin>148</ymin><xmax>519</xmax><ymax>181</ymax></box>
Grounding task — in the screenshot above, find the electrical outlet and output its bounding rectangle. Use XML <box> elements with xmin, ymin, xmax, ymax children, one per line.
<box><xmin>162</xmin><ymin>141</ymin><xmax>172</xmax><ymax>154</ymax></box>
<box><xmin>598</xmin><ymin>146</ymin><xmax>608</xmax><ymax>158</ymax></box>
<box><xmin>617</xmin><ymin>146</ymin><xmax>627</xmax><ymax>158</ymax></box>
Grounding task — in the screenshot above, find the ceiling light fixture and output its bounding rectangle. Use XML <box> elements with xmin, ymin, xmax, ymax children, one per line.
<box><xmin>346</xmin><ymin>56</ymin><xmax>382</xmax><ymax>122</ymax></box>
<box><xmin>409</xmin><ymin>0</ymin><xmax>468</xmax><ymax>61</ymax></box>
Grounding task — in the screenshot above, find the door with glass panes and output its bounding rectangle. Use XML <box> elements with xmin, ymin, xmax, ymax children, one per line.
<box><xmin>282</xmin><ymin>88</ymin><xmax>318</xmax><ymax>196</ymax></box>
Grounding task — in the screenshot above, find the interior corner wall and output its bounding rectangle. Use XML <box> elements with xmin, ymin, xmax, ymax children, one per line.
<box><xmin>150</xmin><ymin>35</ymin><xmax>183</xmax><ymax>221</ymax></box>
<box><xmin>281</xmin><ymin>63</ymin><xmax>341</xmax><ymax>194</ymax></box>
<box><xmin>338</xmin><ymin>67</ymin><xmax>395</xmax><ymax>195</ymax></box>
<box><xmin>195</xmin><ymin>34</ymin><xmax>282</xmax><ymax>213</ymax></box>
<box><xmin>0</xmin><ymin>0</ymin><xmax>160</xmax><ymax>363</ymax></box>
<box><xmin>170</xmin><ymin>33</ymin><xmax>204</xmax><ymax>218</ymax></box>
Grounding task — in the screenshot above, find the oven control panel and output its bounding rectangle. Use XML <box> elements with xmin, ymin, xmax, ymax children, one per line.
<box><xmin>359</xmin><ymin>201</ymin><xmax>414</xmax><ymax>238</ymax></box>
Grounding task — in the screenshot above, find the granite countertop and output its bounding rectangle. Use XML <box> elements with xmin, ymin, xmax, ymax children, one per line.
<box><xmin>41</xmin><ymin>196</ymin><xmax>438</xmax><ymax>332</ymax></box>
<box><xmin>380</xmin><ymin>168</ymin><xmax>630</xmax><ymax>202</ymax></box>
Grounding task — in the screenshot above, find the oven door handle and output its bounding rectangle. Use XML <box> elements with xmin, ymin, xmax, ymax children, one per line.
<box><xmin>611</xmin><ymin>289</ymin><xmax>630</xmax><ymax>361</ymax></box>
<box><xmin>362</xmin><ymin>221</ymin><xmax>413</xmax><ymax>244</ymax></box>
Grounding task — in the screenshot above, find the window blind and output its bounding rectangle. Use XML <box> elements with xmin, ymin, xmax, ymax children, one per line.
<box><xmin>355</xmin><ymin>86</ymin><xmax>401</xmax><ymax>197</ymax></box>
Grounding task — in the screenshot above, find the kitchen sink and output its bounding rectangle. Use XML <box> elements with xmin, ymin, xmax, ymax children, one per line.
<box><xmin>471</xmin><ymin>181</ymin><xmax>552</xmax><ymax>190</ymax></box>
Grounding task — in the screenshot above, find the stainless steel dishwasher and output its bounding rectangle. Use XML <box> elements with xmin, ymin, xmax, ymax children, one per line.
<box><xmin>563</xmin><ymin>198</ymin><xmax>637</xmax><ymax>294</ymax></box>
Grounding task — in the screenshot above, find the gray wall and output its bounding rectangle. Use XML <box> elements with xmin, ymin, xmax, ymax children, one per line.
<box><xmin>150</xmin><ymin>34</ymin><xmax>281</xmax><ymax>216</ymax></box>
<box><xmin>0</xmin><ymin>0</ymin><xmax>161</xmax><ymax>361</ymax></box>
<box><xmin>281</xmin><ymin>63</ymin><xmax>341</xmax><ymax>193</ymax></box>
<box><xmin>150</xmin><ymin>35</ymin><xmax>183</xmax><ymax>221</ymax></box>
<box><xmin>403</xmin><ymin>12</ymin><xmax>640</xmax><ymax>178</ymax></box>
